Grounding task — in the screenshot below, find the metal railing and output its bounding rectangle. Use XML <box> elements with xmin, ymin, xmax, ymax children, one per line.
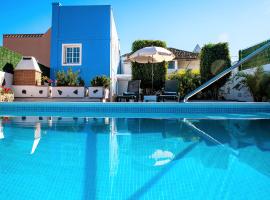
<box><xmin>183</xmin><ymin>41</ymin><xmax>270</xmax><ymax>102</ymax></box>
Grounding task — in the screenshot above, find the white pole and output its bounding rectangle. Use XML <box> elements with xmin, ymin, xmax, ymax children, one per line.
<box><xmin>152</xmin><ymin>55</ymin><xmax>154</xmax><ymax>92</ymax></box>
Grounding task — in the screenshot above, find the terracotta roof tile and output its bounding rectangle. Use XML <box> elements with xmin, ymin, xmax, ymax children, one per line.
<box><xmin>167</xmin><ymin>47</ymin><xmax>199</xmax><ymax>60</ymax></box>
<box><xmin>3</xmin><ymin>34</ymin><xmax>44</xmax><ymax>38</ymax></box>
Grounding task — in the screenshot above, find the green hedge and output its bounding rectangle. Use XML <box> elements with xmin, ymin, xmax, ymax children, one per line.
<box><xmin>0</xmin><ymin>47</ymin><xmax>50</xmax><ymax>77</ymax></box>
<box><xmin>200</xmin><ymin>43</ymin><xmax>231</xmax><ymax>99</ymax></box>
<box><xmin>131</xmin><ymin>40</ymin><xmax>167</xmax><ymax>90</ymax></box>
<box><xmin>239</xmin><ymin>39</ymin><xmax>270</xmax><ymax>70</ymax></box>
<box><xmin>0</xmin><ymin>46</ymin><xmax>22</xmax><ymax>73</ymax></box>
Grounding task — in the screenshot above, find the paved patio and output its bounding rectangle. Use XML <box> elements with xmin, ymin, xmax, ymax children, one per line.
<box><xmin>14</xmin><ymin>98</ymin><xmax>103</xmax><ymax>102</ymax></box>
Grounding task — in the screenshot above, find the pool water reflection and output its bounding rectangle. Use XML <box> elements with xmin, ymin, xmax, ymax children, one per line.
<box><xmin>0</xmin><ymin>116</ymin><xmax>270</xmax><ymax>200</ymax></box>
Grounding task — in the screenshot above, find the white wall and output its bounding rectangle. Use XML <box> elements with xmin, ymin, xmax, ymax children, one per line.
<box><xmin>116</xmin><ymin>74</ymin><xmax>131</xmax><ymax>95</ymax></box>
<box><xmin>219</xmin><ymin>64</ymin><xmax>270</xmax><ymax>102</ymax></box>
<box><xmin>219</xmin><ymin>76</ymin><xmax>254</xmax><ymax>102</ymax></box>
<box><xmin>110</xmin><ymin>9</ymin><xmax>121</xmax><ymax>98</ymax></box>
<box><xmin>0</xmin><ymin>71</ymin><xmax>13</xmax><ymax>87</ymax></box>
<box><xmin>51</xmin><ymin>87</ymin><xmax>85</xmax><ymax>98</ymax></box>
<box><xmin>121</xmin><ymin>57</ymin><xmax>132</xmax><ymax>75</ymax></box>
<box><xmin>12</xmin><ymin>86</ymin><xmax>49</xmax><ymax>98</ymax></box>
<box><xmin>177</xmin><ymin>59</ymin><xmax>200</xmax><ymax>70</ymax></box>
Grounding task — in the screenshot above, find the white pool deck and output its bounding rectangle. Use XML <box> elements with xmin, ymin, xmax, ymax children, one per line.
<box><xmin>14</xmin><ymin>98</ymin><xmax>240</xmax><ymax>103</ymax></box>
<box><xmin>14</xmin><ymin>98</ymin><xmax>104</xmax><ymax>102</ymax></box>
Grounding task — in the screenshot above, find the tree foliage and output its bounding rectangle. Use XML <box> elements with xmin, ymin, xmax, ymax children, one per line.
<box><xmin>200</xmin><ymin>43</ymin><xmax>231</xmax><ymax>99</ymax></box>
<box><xmin>168</xmin><ymin>69</ymin><xmax>201</xmax><ymax>99</ymax></box>
<box><xmin>131</xmin><ymin>40</ymin><xmax>167</xmax><ymax>91</ymax></box>
<box><xmin>0</xmin><ymin>47</ymin><xmax>22</xmax><ymax>73</ymax></box>
<box><xmin>238</xmin><ymin>66</ymin><xmax>270</xmax><ymax>102</ymax></box>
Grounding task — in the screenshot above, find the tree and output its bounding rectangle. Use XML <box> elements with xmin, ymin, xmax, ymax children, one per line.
<box><xmin>200</xmin><ymin>43</ymin><xmax>231</xmax><ymax>99</ymax></box>
<box><xmin>131</xmin><ymin>40</ymin><xmax>167</xmax><ymax>91</ymax></box>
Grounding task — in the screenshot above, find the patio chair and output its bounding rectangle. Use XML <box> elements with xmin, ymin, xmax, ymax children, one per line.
<box><xmin>117</xmin><ymin>80</ymin><xmax>141</xmax><ymax>102</ymax></box>
<box><xmin>159</xmin><ymin>80</ymin><xmax>179</xmax><ymax>102</ymax></box>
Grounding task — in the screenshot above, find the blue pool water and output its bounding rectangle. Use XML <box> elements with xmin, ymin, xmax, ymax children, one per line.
<box><xmin>0</xmin><ymin>115</ymin><xmax>270</xmax><ymax>200</ymax></box>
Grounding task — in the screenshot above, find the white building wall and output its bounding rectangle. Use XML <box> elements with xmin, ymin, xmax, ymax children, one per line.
<box><xmin>116</xmin><ymin>74</ymin><xmax>132</xmax><ymax>95</ymax></box>
<box><xmin>121</xmin><ymin>57</ymin><xmax>132</xmax><ymax>74</ymax></box>
<box><xmin>177</xmin><ymin>59</ymin><xmax>200</xmax><ymax>70</ymax></box>
<box><xmin>110</xmin><ymin>9</ymin><xmax>121</xmax><ymax>98</ymax></box>
<box><xmin>120</xmin><ymin>58</ymin><xmax>201</xmax><ymax>75</ymax></box>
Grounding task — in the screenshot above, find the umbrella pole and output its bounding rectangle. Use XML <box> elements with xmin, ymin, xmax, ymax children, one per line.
<box><xmin>151</xmin><ymin>55</ymin><xmax>154</xmax><ymax>92</ymax></box>
<box><xmin>151</xmin><ymin>63</ymin><xmax>154</xmax><ymax>92</ymax></box>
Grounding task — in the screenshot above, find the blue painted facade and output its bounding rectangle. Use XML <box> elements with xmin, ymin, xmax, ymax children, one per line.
<box><xmin>50</xmin><ymin>3</ymin><xmax>120</xmax><ymax>86</ymax></box>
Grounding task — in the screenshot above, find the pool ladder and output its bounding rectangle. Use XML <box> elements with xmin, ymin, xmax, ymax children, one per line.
<box><xmin>183</xmin><ymin>40</ymin><xmax>270</xmax><ymax>102</ymax></box>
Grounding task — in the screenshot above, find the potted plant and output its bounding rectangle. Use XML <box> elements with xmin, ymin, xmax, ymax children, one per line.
<box><xmin>51</xmin><ymin>68</ymin><xmax>85</xmax><ymax>98</ymax></box>
<box><xmin>89</xmin><ymin>75</ymin><xmax>110</xmax><ymax>99</ymax></box>
<box><xmin>41</xmin><ymin>76</ymin><xmax>53</xmax><ymax>86</ymax></box>
<box><xmin>0</xmin><ymin>86</ymin><xmax>14</xmax><ymax>102</ymax></box>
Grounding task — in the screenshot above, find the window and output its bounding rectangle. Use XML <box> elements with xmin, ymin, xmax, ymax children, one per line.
<box><xmin>62</xmin><ymin>44</ymin><xmax>82</xmax><ymax>66</ymax></box>
<box><xmin>168</xmin><ymin>60</ymin><xmax>177</xmax><ymax>69</ymax></box>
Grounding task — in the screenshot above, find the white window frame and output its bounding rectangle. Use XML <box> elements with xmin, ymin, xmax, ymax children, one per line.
<box><xmin>62</xmin><ymin>43</ymin><xmax>82</xmax><ymax>66</ymax></box>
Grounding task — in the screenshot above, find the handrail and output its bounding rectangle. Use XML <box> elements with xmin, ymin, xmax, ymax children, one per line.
<box><xmin>183</xmin><ymin>41</ymin><xmax>270</xmax><ymax>102</ymax></box>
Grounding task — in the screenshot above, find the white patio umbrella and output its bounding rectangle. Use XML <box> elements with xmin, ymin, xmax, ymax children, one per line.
<box><xmin>129</xmin><ymin>46</ymin><xmax>175</xmax><ymax>91</ymax></box>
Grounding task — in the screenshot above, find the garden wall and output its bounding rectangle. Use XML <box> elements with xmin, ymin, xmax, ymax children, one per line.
<box><xmin>219</xmin><ymin>64</ymin><xmax>270</xmax><ymax>102</ymax></box>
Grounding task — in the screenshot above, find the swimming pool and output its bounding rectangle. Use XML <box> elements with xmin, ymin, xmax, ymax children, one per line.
<box><xmin>0</xmin><ymin>103</ymin><xmax>270</xmax><ymax>199</ymax></box>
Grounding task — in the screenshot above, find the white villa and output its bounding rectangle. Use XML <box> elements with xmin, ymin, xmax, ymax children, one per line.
<box><xmin>120</xmin><ymin>45</ymin><xmax>201</xmax><ymax>75</ymax></box>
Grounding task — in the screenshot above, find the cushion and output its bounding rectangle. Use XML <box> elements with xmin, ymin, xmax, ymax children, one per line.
<box><xmin>123</xmin><ymin>92</ymin><xmax>136</xmax><ymax>96</ymax></box>
<box><xmin>163</xmin><ymin>91</ymin><xmax>177</xmax><ymax>96</ymax></box>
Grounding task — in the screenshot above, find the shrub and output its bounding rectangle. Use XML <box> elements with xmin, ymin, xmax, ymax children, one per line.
<box><xmin>90</xmin><ymin>75</ymin><xmax>110</xmax><ymax>88</ymax></box>
<box><xmin>238</xmin><ymin>66</ymin><xmax>270</xmax><ymax>102</ymax></box>
<box><xmin>78</xmin><ymin>77</ymin><xmax>85</xmax><ymax>86</ymax></box>
<box><xmin>56</xmin><ymin>68</ymin><xmax>84</xmax><ymax>86</ymax></box>
<box><xmin>200</xmin><ymin>43</ymin><xmax>231</xmax><ymax>99</ymax></box>
<box><xmin>56</xmin><ymin>70</ymin><xmax>67</xmax><ymax>86</ymax></box>
<box><xmin>131</xmin><ymin>40</ymin><xmax>167</xmax><ymax>91</ymax></box>
<box><xmin>41</xmin><ymin>76</ymin><xmax>53</xmax><ymax>86</ymax></box>
<box><xmin>66</xmin><ymin>68</ymin><xmax>79</xmax><ymax>86</ymax></box>
<box><xmin>168</xmin><ymin>69</ymin><xmax>201</xmax><ymax>99</ymax></box>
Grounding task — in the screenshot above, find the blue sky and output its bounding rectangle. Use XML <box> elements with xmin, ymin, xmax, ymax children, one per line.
<box><xmin>1</xmin><ymin>0</ymin><xmax>270</xmax><ymax>61</ymax></box>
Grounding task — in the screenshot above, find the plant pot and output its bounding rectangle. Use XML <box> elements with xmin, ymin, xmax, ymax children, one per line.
<box><xmin>88</xmin><ymin>87</ymin><xmax>109</xmax><ymax>99</ymax></box>
<box><xmin>51</xmin><ymin>86</ymin><xmax>85</xmax><ymax>98</ymax></box>
<box><xmin>12</xmin><ymin>86</ymin><xmax>49</xmax><ymax>98</ymax></box>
